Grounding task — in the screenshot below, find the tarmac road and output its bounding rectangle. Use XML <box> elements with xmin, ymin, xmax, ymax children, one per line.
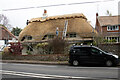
<box><xmin>1</xmin><ymin>62</ymin><xmax>120</xmax><ymax>80</ymax></box>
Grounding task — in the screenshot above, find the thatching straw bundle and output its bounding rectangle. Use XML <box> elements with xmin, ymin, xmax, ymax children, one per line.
<box><xmin>19</xmin><ymin>13</ymin><xmax>97</xmax><ymax>42</ymax></box>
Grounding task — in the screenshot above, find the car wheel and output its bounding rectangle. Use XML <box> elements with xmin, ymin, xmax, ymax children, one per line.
<box><xmin>106</xmin><ymin>60</ymin><xmax>113</xmax><ymax>67</ymax></box>
<box><xmin>73</xmin><ymin>60</ymin><xmax>79</xmax><ymax>66</ymax></box>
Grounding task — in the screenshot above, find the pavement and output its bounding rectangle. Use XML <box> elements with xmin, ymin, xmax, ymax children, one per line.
<box><xmin>1</xmin><ymin>60</ymin><xmax>120</xmax><ymax>67</ymax></box>
<box><xmin>1</xmin><ymin>60</ymin><xmax>68</xmax><ymax>65</ymax></box>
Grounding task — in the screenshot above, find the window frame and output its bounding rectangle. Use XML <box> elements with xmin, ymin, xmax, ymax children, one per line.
<box><xmin>91</xmin><ymin>47</ymin><xmax>102</xmax><ymax>55</ymax></box>
<box><xmin>73</xmin><ymin>47</ymin><xmax>90</xmax><ymax>55</ymax></box>
<box><xmin>107</xmin><ymin>25</ymin><xmax>119</xmax><ymax>31</ymax></box>
<box><xmin>68</xmin><ymin>33</ymin><xmax>76</xmax><ymax>38</ymax></box>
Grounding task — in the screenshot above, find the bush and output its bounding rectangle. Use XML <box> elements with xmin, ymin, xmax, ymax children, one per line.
<box><xmin>49</xmin><ymin>38</ymin><xmax>68</xmax><ymax>54</ymax></box>
<box><xmin>109</xmin><ymin>39</ymin><xmax>117</xmax><ymax>42</ymax></box>
<box><xmin>103</xmin><ymin>39</ymin><xmax>117</xmax><ymax>43</ymax></box>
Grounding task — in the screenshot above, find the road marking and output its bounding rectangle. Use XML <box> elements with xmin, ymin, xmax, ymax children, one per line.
<box><xmin>1</xmin><ymin>70</ymin><xmax>117</xmax><ymax>80</ymax></box>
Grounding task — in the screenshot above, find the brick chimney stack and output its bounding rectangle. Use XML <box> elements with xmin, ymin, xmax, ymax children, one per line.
<box><xmin>96</xmin><ymin>13</ymin><xmax>98</xmax><ymax>18</ymax></box>
<box><xmin>44</xmin><ymin>9</ymin><xmax>47</xmax><ymax>14</ymax></box>
<box><xmin>95</xmin><ymin>13</ymin><xmax>99</xmax><ymax>32</ymax></box>
<box><xmin>42</xmin><ymin>9</ymin><xmax>48</xmax><ymax>19</ymax></box>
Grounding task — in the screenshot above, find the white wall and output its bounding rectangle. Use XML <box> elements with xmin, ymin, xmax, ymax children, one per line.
<box><xmin>0</xmin><ymin>39</ymin><xmax>18</xmax><ymax>51</ymax></box>
<box><xmin>0</xmin><ymin>40</ymin><xmax>5</xmax><ymax>51</ymax></box>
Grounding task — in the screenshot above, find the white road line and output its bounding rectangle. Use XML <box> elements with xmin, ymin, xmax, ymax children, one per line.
<box><xmin>1</xmin><ymin>70</ymin><xmax>116</xmax><ymax>80</ymax></box>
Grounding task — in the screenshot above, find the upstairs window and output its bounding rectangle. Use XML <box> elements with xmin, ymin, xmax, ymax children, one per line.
<box><xmin>42</xmin><ymin>34</ymin><xmax>54</xmax><ymax>40</ymax></box>
<box><xmin>27</xmin><ymin>36</ymin><xmax>32</xmax><ymax>40</ymax></box>
<box><xmin>66</xmin><ymin>33</ymin><xmax>76</xmax><ymax>38</ymax></box>
<box><xmin>42</xmin><ymin>35</ymin><xmax>47</xmax><ymax>40</ymax></box>
<box><xmin>69</xmin><ymin>33</ymin><xmax>76</xmax><ymax>38</ymax></box>
<box><xmin>21</xmin><ymin>35</ymin><xmax>32</xmax><ymax>41</ymax></box>
<box><xmin>48</xmin><ymin>35</ymin><xmax>54</xmax><ymax>39</ymax></box>
<box><xmin>107</xmin><ymin>25</ymin><xmax>119</xmax><ymax>31</ymax></box>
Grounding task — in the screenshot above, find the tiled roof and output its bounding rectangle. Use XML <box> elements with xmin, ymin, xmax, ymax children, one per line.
<box><xmin>98</xmin><ymin>16</ymin><xmax>120</xmax><ymax>26</ymax></box>
<box><xmin>0</xmin><ymin>26</ymin><xmax>17</xmax><ymax>40</ymax></box>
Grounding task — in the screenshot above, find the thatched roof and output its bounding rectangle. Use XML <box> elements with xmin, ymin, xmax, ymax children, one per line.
<box><xmin>30</xmin><ymin>13</ymin><xmax>87</xmax><ymax>22</ymax></box>
<box><xmin>98</xmin><ymin>16</ymin><xmax>120</xmax><ymax>26</ymax></box>
<box><xmin>19</xmin><ymin>13</ymin><xmax>97</xmax><ymax>42</ymax></box>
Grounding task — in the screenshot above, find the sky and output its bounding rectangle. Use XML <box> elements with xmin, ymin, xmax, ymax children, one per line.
<box><xmin>0</xmin><ymin>0</ymin><xmax>119</xmax><ymax>29</ymax></box>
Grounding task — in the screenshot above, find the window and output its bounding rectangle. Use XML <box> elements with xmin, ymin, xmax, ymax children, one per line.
<box><xmin>69</xmin><ymin>33</ymin><xmax>76</xmax><ymax>38</ymax></box>
<box><xmin>21</xmin><ymin>36</ymin><xmax>25</xmax><ymax>41</ymax></box>
<box><xmin>107</xmin><ymin>25</ymin><xmax>119</xmax><ymax>31</ymax></box>
<box><xmin>106</xmin><ymin>37</ymin><xmax>120</xmax><ymax>42</ymax></box>
<box><xmin>42</xmin><ymin>35</ymin><xmax>47</xmax><ymax>40</ymax></box>
<box><xmin>48</xmin><ymin>35</ymin><xmax>54</xmax><ymax>39</ymax></box>
<box><xmin>21</xmin><ymin>35</ymin><xmax>32</xmax><ymax>41</ymax></box>
<box><xmin>27</xmin><ymin>45</ymin><xmax>33</xmax><ymax>51</ymax></box>
<box><xmin>74</xmin><ymin>47</ymin><xmax>90</xmax><ymax>55</ymax></box>
<box><xmin>42</xmin><ymin>34</ymin><xmax>54</xmax><ymax>40</ymax></box>
<box><xmin>27</xmin><ymin>36</ymin><xmax>32</xmax><ymax>40</ymax></box>
<box><xmin>91</xmin><ymin>48</ymin><xmax>101</xmax><ymax>55</ymax></box>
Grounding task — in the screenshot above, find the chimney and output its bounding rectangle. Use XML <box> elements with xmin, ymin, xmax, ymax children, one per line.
<box><xmin>44</xmin><ymin>9</ymin><xmax>47</xmax><ymax>14</ymax></box>
<box><xmin>95</xmin><ymin>13</ymin><xmax>99</xmax><ymax>32</ymax></box>
<box><xmin>96</xmin><ymin>13</ymin><xmax>98</xmax><ymax>17</ymax></box>
<box><xmin>42</xmin><ymin>9</ymin><xmax>48</xmax><ymax>19</ymax></box>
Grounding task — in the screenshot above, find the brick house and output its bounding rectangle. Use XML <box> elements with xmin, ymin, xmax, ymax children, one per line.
<box><xmin>95</xmin><ymin>13</ymin><xmax>120</xmax><ymax>43</ymax></box>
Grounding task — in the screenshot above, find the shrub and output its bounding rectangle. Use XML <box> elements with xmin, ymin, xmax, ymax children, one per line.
<box><xmin>49</xmin><ymin>38</ymin><xmax>68</xmax><ymax>54</ymax></box>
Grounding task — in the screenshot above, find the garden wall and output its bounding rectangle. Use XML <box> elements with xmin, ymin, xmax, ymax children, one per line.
<box><xmin>2</xmin><ymin>54</ymin><xmax>69</xmax><ymax>61</ymax></box>
<box><xmin>98</xmin><ymin>43</ymin><xmax>120</xmax><ymax>56</ymax></box>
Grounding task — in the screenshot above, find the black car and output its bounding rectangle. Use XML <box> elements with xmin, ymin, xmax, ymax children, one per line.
<box><xmin>69</xmin><ymin>45</ymin><xmax>119</xmax><ymax>66</ymax></box>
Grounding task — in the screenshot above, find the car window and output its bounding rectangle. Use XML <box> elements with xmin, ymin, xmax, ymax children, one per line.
<box><xmin>74</xmin><ymin>47</ymin><xmax>90</xmax><ymax>55</ymax></box>
<box><xmin>91</xmin><ymin>48</ymin><xmax>101</xmax><ymax>55</ymax></box>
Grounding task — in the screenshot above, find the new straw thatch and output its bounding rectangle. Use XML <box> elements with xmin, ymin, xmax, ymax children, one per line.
<box><xmin>19</xmin><ymin>13</ymin><xmax>97</xmax><ymax>42</ymax></box>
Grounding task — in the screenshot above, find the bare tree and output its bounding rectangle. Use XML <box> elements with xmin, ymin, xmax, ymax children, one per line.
<box><xmin>106</xmin><ymin>10</ymin><xmax>112</xmax><ymax>16</ymax></box>
<box><xmin>0</xmin><ymin>14</ymin><xmax>12</xmax><ymax>30</ymax></box>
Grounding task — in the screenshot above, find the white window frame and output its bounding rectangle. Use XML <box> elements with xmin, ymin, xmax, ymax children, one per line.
<box><xmin>107</xmin><ymin>25</ymin><xmax>119</xmax><ymax>31</ymax></box>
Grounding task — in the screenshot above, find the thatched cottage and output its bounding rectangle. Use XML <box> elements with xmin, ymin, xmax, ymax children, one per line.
<box><xmin>19</xmin><ymin>11</ymin><xmax>97</xmax><ymax>55</ymax></box>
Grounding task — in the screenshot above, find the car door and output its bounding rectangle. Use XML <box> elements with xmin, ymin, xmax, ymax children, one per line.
<box><xmin>78</xmin><ymin>47</ymin><xmax>91</xmax><ymax>64</ymax></box>
<box><xmin>90</xmin><ymin>47</ymin><xmax>105</xmax><ymax>64</ymax></box>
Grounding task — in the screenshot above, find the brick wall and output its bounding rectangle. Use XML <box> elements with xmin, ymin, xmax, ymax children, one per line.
<box><xmin>2</xmin><ymin>54</ymin><xmax>69</xmax><ymax>61</ymax></box>
<box><xmin>0</xmin><ymin>27</ymin><xmax>2</xmax><ymax>40</ymax></box>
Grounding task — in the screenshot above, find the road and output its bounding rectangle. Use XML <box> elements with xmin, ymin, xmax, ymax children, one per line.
<box><xmin>1</xmin><ymin>63</ymin><xmax>120</xmax><ymax>80</ymax></box>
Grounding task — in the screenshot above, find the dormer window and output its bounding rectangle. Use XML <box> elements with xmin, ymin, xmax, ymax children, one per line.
<box><xmin>42</xmin><ymin>34</ymin><xmax>54</xmax><ymax>40</ymax></box>
<box><xmin>27</xmin><ymin>36</ymin><xmax>32</xmax><ymax>40</ymax></box>
<box><xmin>66</xmin><ymin>33</ymin><xmax>76</xmax><ymax>38</ymax></box>
<box><xmin>48</xmin><ymin>34</ymin><xmax>54</xmax><ymax>39</ymax></box>
<box><xmin>107</xmin><ymin>25</ymin><xmax>119</xmax><ymax>31</ymax></box>
<box><xmin>21</xmin><ymin>35</ymin><xmax>32</xmax><ymax>41</ymax></box>
<box><xmin>70</xmin><ymin>33</ymin><xmax>76</xmax><ymax>38</ymax></box>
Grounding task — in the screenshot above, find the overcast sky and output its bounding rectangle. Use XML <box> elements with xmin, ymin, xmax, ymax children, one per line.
<box><xmin>0</xmin><ymin>0</ymin><xmax>119</xmax><ymax>29</ymax></box>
